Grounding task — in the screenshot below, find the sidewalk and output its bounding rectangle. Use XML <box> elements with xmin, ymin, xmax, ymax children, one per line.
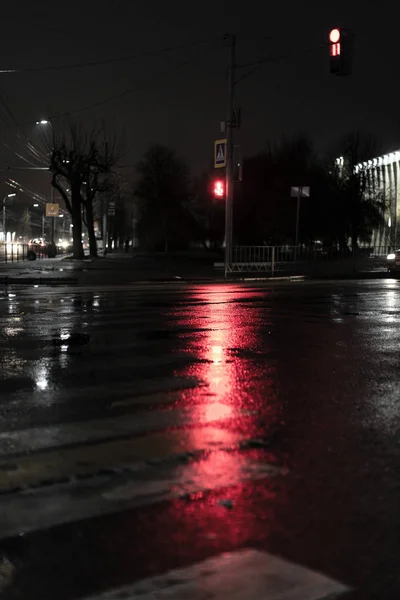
<box><xmin>0</xmin><ymin>255</ymin><xmax>219</xmax><ymax>285</ymax></box>
<box><xmin>0</xmin><ymin>254</ymin><xmax>390</xmax><ymax>285</ymax></box>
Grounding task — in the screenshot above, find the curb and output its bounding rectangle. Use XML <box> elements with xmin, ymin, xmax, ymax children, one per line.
<box><xmin>0</xmin><ymin>277</ymin><xmax>78</xmax><ymax>285</ymax></box>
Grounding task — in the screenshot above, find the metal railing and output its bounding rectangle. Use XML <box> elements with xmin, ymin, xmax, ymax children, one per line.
<box><xmin>228</xmin><ymin>245</ymin><xmax>391</xmax><ymax>273</ymax></box>
<box><xmin>0</xmin><ymin>243</ymin><xmax>49</xmax><ymax>263</ymax></box>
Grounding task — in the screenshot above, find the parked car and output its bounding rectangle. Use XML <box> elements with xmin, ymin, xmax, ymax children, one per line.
<box><xmin>28</xmin><ymin>239</ymin><xmax>56</xmax><ymax>258</ymax></box>
<box><xmin>386</xmin><ymin>250</ymin><xmax>400</xmax><ymax>274</ymax></box>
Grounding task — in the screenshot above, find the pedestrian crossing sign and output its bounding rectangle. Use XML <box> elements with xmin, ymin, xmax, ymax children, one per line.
<box><xmin>214</xmin><ymin>139</ymin><xmax>227</xmax><ymax>168</ymax></box>
<box><xmin>46</xmin><ymin>203</ymin><xmax>59</xmax><ymax>217</ymax></box>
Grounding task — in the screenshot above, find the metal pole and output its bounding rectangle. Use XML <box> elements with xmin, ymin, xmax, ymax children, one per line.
<box><xmin>103</xmin><ymin>211</ymin><xmax>108</xmax><ymax>255</ymax></box>
<box><xmin>42</xmin><ymin>214</ymin><xmax>45</xmax><ymax>238</ymax></box>
<box><xmin>295</xmin><ymin>187</ymin><xmax>301</xmax><ymax>246</ymax></box>
<box><xmin>271</xmin><ymin>246</ymin><xmax>275</xmax><ymax>277</ymax></box>
<box><xmin>50</xmin><ymin>186</ymin><xmax>55</xmax><ymax>244</ymax></box>
<box><xmin>2</xmin><ymin>198</ymin><xmax>5</xmax><ymax>241</ymax></box>
<box><xmin>224</xmin><ymin>33</ymin><xmax>236</xmax><ymax>277</ymax></box>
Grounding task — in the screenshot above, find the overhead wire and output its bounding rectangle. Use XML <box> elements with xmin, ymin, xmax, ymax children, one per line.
<box><xmin>3</xmin><ymin>36</ymin><xmax>217</xmax><ymax>74</ymax></box>
<box><xmin>1</xmin><ymin>142</ymin><xmax>40</xmax><ymax>168</ymax></box>
<box><xmin>0</xmin><ymin>95</ymin><xmax>48</xmax><ymax>165</ymax></box>
<box><xmin>33</xmin><ymin>38</ymin><xmax>220</xmax><ymax>121</ymax></box>
<box><xmin>234</xmin><ymin>42</ymin><xmax>330</xmax><ymax>85</ymax></box>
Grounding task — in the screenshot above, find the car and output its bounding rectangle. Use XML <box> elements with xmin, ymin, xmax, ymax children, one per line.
<box><xmin>386</xmin><ymin>250</ymin><xmax>400</xmax><ymax>273</ymax></box>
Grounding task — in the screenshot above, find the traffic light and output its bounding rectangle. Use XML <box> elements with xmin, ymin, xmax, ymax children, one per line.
<box><xmin>329</xmin><ymin>28</ymin><xmax>353</xmax><ymax>76</ymax></box>
<box><xmin>213</xmin><ymin>179</ymin><xmax>225</xmax><ymax>199</ymax></box>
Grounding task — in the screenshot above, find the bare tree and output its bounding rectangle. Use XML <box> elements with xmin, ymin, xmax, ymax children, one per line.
<box><xmin>331</xmin><ymin>131</ymin><xmax>386</xmax><ymax>250</ymax></box>
<box><xmin>21</xmin><ymin>208</ymin><xmax>32</xmax><ymax>241</ymax></box>
<box><xmin>48</xmin><ymin>118</ymin><xmax>122</xmax><ymax>259</ymax></box>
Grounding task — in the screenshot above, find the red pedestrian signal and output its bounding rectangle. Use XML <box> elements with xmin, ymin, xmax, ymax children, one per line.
<box><xmin>329</xmin><ymin>28</ymin><xmax>341</xmax><ymax>56</ymax></box>
<box><xmin>329</xmin><ymin>27</ymin><xmax>353</xmax><ymax>76</ymax></box>
<box><xmin>213</xmin><ymin>180</ymin><xmax>225</xmax><ymax>198</ymax></box>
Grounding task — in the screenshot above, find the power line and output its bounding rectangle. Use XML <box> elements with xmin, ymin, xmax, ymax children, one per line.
<box><xmin>0</xmin><ymin>95</ymin><xmax>48</xmax><ymax>165</ymax></box>
<box><xmin>26</xmin><ymin>39</ymin><xmax>219</xmax><ymax>122</ymax></box>
<box><xmin>235</xmin><ymin>43</ymin><xmax>329</xmax><ymax>85</ymax></box>
<box><xmin>3</xmin><ymin>36</ymin><xmax>217</xmax><ymax>74</ymax></box>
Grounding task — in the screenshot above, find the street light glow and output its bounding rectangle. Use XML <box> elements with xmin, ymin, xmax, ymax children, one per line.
<box><xmin>36</xmin><ymin>120</ymin><xmax>50</xmax><ymax>125</ymax></box>
<box><xmin>33</xmin><ymin>203</ymin><xmax>39</xmax><ymax>207</ymax></box>
<box><xmin>7</xmin><ymin>193</ymin><xmax>16</xmax><ymax>198</ymax></box>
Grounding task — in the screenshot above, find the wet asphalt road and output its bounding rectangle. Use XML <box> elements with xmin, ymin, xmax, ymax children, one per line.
<box><xmin>1</xmin><ymin>279</ymin><xmax>400</xmax><ymax>599</ymax></box>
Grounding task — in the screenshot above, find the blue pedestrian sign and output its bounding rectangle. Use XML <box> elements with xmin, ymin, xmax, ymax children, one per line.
<box><xmin>214</xmin><ymin>139</ymin><xmax>227</xmax><ymax>168</ymax></box>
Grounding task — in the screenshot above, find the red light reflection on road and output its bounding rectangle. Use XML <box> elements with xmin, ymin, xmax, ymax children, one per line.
<box><xmin>179</xmin><ymin>285</ymin><xmax>277</xmax><ymax>451</ymax></box>
<box><xmin>192</xmin><ymin>286</ymin><xmax>248</xmax><ymax>411</ymax></box>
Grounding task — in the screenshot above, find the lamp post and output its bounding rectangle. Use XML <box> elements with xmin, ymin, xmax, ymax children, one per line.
<box><xmin>3</xmin><ymin>193</ymin><xmax>16</xmax><ymax>241</ymax></box>
<box><xmin>32</xmin><ymin>203</ymin><xmax>45</xmax><ymax>238</ymax></box>
<box><xmin>36</xmin><ymin>120</ymin><xmax>55</xmax><ymax>244</ymax></box>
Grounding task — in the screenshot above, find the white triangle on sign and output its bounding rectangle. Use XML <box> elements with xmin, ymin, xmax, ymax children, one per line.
<box><xmin>216</xmin><ymin>146</ymin><xmax>225</xmax><ymax>162</ymax></box>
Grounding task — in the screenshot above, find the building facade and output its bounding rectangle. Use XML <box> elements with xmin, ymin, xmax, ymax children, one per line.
<box><xmin>351</xmin><ymin>151</ymin><xmax>400</xmax><ymax>248</ymax></box>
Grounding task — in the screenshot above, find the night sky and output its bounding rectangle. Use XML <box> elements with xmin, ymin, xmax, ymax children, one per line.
<box><xmin>0</xmin><ymin>0</ymin><xmax>399</xmax><ymax>205</ymax></box>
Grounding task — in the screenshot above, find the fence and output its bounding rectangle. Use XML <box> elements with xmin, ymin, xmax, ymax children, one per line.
<box><xmin>228</xmin><ymin>245</ymin><xmax>391</xmax><ymax>274</ymax></box>
<box><xmin>0</xmin><ymin>243</ymin><xmax>49</xmax><ymax>263</ymax></box>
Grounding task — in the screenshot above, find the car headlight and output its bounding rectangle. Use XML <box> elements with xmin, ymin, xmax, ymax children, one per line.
<box><xmin>387</xmin><ymin>253</ymin><xmax>396</xmax><ymax>260</ymax></box>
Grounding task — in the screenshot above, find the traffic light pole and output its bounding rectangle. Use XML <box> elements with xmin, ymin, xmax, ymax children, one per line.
<box><xmin>224</xmin><ymin>34</ymin><xmax>236</xmax><ymax>277</ymax></box>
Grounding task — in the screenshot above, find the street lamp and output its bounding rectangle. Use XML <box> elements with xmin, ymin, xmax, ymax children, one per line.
<box><xmin>36</xmin><ymin>119</ymin><xmax>55</xmax><ymax>244</ymax></box>
<box><xmin>32</xmin><ymin>203</ymin><xmax>45</xmax><ymax>238</ymax></box>
<box><xmin>3</xmin><ymin>193</ymin><xmax>16</xmax><ymax>241</ymax></box>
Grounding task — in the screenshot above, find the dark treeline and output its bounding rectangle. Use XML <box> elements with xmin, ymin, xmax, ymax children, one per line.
<box><xmin>132</xmin><ymin>132</ymin><xmax>387</xmax><ymax>252</ymax></box>
<box><xmin>46</xmin><ymin>122</ymin><xmax>387</xmax><ymax>258</ymax></box>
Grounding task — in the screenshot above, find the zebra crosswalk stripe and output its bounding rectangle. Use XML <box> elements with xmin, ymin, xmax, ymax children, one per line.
<box><xmin>82</xmin><ymin>549</ymin><xmax>351</xmax><ymax>600</ymax></box>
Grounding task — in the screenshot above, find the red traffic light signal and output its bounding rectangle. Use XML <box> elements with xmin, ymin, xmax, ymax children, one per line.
<box><xmin>329</xmin><ymin>28</ymin><xmax>341</xmax><ymax>56</ymax></box>
<box><xmin>213</xmin><ymin>180</ymin><xmax>225</xmax><ymax>198</ymax></box>
<box><xmin>329</xmin><ymin>27</ymin><xmax>353</xmax><ymax>76</ymax></box>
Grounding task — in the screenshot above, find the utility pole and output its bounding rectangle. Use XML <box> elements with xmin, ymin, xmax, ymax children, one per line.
<box><xmin>295</xmin><ymin>187</ymin><xmax>301</xmax><ymax>246</ymax></box>
<box><xmin>50</xmin><ymin>185</ymin><xmax>55</xmax><ymax>244</ymax></box>
<box><xmin>224</xmin><ymin>33</ymin><xmax>236</xmax><ymax>276</ymax></box>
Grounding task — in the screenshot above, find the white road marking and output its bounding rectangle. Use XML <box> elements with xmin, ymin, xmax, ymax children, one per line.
<box><xmin>0</xmin><ymin>455</ymin><xmax>284</xmax><ymax>540</ymax></box>
<box><xmin>0</xmin><ymin>404</ymin><xmax>251</xmax><ymax>457</ymax></box>
<box><xmin>83</xmin><ymin>548</ymin><xmax>350</xmax><ymax>599</ymax></box>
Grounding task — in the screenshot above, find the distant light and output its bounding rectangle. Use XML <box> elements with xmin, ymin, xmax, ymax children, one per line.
<box><xmin>36</xmin><ymin>377</ymin><xmax>48</xmax><ymax>390</ymax></box>
<box><xmin>7</xmin><ymin>193</ymin><xmax>16</xmax><ymax>198</ymax></box>
<box><xmin>36</xmin><ymin>120</ymin><xmax>49</xmax><ymax>125</ymax></box>
<box><xmin>59</xmin><ymin>214</ymin><xmax>64</xmax><ymax>218</ymax></box>
<box><xmin>33</xmin><ymin>203</ymin><xmax>39</xmax><ymax>207</ymax></box>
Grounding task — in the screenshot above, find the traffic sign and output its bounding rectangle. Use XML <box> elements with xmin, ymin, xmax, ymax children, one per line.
<box><xmin>214</xmin><ymin>139</ymin><xmax>227</xmax><ymax>168</ymax></box>
<box><xmin>45</xmin><ymin>203</ymin><xmax>59</xmax><ymax>217</ymax></box>
<box><xmin>290</xmin><ymin>186</ymin><xmax>310</xmax><ymax>198</ymax></box>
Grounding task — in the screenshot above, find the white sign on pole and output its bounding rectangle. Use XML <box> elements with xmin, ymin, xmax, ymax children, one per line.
<box><xmin>290</xmin><ymin>186</ymin><xmax>310</xmax><ymax>198</ymax></box>
<box><xmin>45</xmin><ymin>203</ymin><xmax>59</xmax><ymax>217</ymax></box>
<box><xmin>214</xmin><ymin>139</ymin><xmax>227</xmax><ymax>168</ymax></box>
